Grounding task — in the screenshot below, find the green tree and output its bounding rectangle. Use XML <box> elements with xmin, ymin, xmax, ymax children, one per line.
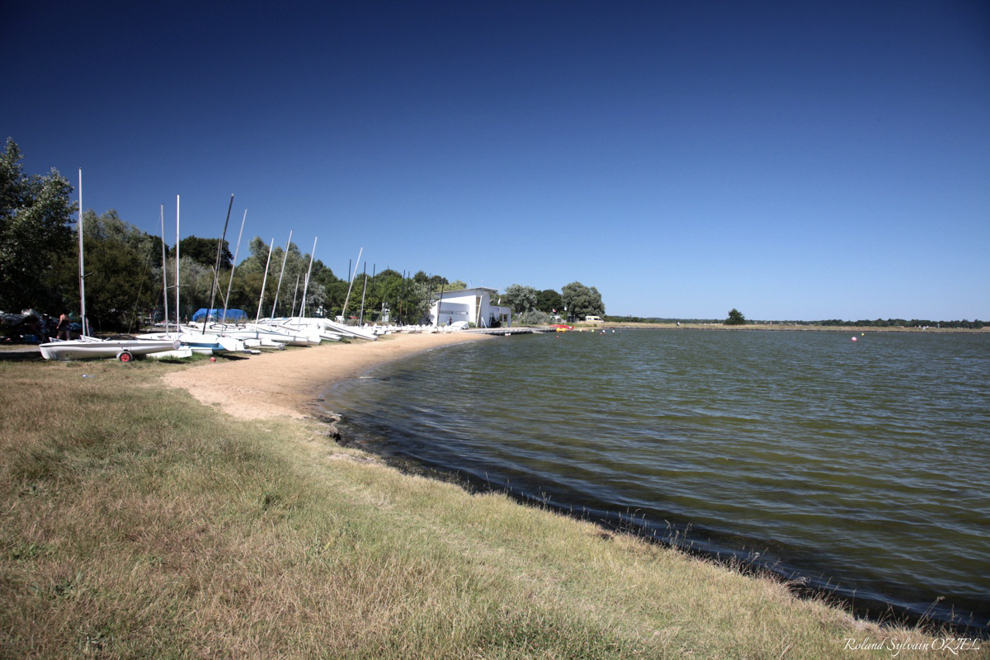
<box><xmin>238</xmin><ymin>236</ymin><xmax>276</xmax><ymax>274</ymax></box>
<box><xmin>172</xmin><ymin>236</ymin><xmax>232</xmax><ymax>270</ymax></box>
<box><xmin>373</xmin><ymin>270</ymin><xmax>425</xmax><ymax>325</ymax></box>
<box><xmin>57</xmin><ymin>210</ymin><xmax>159</xmax><ymax>332</ymax></box>
<box><xmin>300</xmin><ymin>259</ymin><xmax>332</xmax><ymax>316</ymax></box>
<box><xmin>160</xmin><ymin>255</ymin><xmax>213</xmax><ymax>321</ymax></box>
<box><xmin>561</xmin><ymin>281</ymin><xmax>605</xmax><ymax>320</ymax></box>
<box><xmin>231</xmin><ymin>239</ymin><xmax>339</xmax><ymax>318</ymax></box>
<box><xmin>537</xmin><ymin>288</ymin><xmax>563</xmax><ymax>314</ymax></box>
<box><xmin>266</xmin><ymin>241</ymin><xmax>315</xmax><ymax>317</ymax></box>
<box><xmin>0</xmin><ymin>138</ymin><xmax>76</xmax><ymax>311</ymax></box>
<box><xmin>517</xmin><ymin>309</ymin><xmax>552</xmax><ymax>326</ymax></box>
<box><xmin>725</xmin><ymin>308</ymin><xmax>746</xmax><ymax>325</ymax></box>
<box><xmin>502</xmin><ymin>284</ymin><xmax>539</xmax><ymax>314</ymax></box>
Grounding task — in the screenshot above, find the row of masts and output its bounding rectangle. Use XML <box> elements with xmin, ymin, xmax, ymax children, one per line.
<box><xmin>155</xmin><ymin>195</ymin><xmax>333</xmax><ymax>335</ymax></box>
<box><xmin>74</xmin><ymin>173</ymin><xmax>376</xmax><ymax>335</ymax></box>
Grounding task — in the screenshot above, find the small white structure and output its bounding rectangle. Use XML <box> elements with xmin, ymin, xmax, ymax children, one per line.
<box><xmin>429</xmin><ymin>287</ymin><xmax>512</xmax><ymax>328</ymax></box>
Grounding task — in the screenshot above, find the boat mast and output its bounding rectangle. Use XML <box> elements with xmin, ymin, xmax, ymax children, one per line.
<box><xmin>220</xmin><ymin>208</ymin><xmax>247</xmax><ymax>330</ymax></box>
<box><xmin>77</xmin><ymin>169</ymin><xmax>87</xmax><ymax>336</ymax></box>
<box><xmin>175</xmin><ymin>195</ymin><xmax>180</xmax><ymax>329</ymax></box>
<box><xmin>290</xmin><ymin>273</ymin><xmax>301</xmax><ymax>318</ymax></box>
<box><xmin>435</xmin><ymin>279</ymin><xmax>446</xmax><ymax>327</ymax></box>
<box><xmin>341</xmin><ymin>247</ymin><xmax>363</xmax><ymax>322</ymax></box>
<box><xmin>160</xmin><ymin>204</ymin><xmax>169</xmax><ymax>334</ymax></box>
<box><xmin>204</xmin><ymin>194</ymin><xmax>234</xmax><ymax>333</ymax></box>
<box><xmin>299</xmin><ymin>236</ymin><xmax>317</xmax><ymax>318</ymax></box>
<box><xmin>359</xmin><ymin>261</ymin><xmax>368</xmax><ymax>325</ymax></box>
<box><xmin>270</xmin><ymin>231</ymin><xmax>292</xmax><ymax>322</ymax></box>
<box><xmin>255</xmin><ymin>238</ymin><xmax>274</xmax><ymax>324</ymax></box>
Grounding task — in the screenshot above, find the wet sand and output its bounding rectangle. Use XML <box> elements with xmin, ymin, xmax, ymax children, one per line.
<box><xmin>162</xmin><ymin>332</ymin><xmax>490</xmax><ymax>420</ymax></box>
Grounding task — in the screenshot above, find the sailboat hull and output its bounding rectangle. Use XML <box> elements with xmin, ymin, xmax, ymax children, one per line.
<box><xmin>40</xmin><ymin>338</ymin><xmax>181</xmax><ymax>361</ymax></box>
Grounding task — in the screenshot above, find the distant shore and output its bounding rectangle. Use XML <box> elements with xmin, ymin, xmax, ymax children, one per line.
<box><xmin>595</xmin><ymin>322</ymin><xmax>990</xmax><ymax>333</ymax></box>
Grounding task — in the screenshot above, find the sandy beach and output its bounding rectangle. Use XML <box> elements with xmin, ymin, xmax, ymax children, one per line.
<box><xmin>162</xmin><ymin>332</ymin><xmax>490</xmax><ymax>421</ymax></box>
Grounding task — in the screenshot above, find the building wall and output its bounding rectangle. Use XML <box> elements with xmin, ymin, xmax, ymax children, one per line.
<box><xmin>430</xmin><ymin>288</ymin><xmax>511</xmax><ymax>327</ymax></box>
<box><xmin>436</xmin><ymin>301</ymin><xmax>471</xmax><ymax>325</ymax></box>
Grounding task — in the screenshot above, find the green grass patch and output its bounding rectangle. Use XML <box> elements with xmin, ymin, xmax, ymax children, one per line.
<box><xmin>0</xmin><ymin>358</ymin><xmax>970</xmax><ymax>658</ymax></box>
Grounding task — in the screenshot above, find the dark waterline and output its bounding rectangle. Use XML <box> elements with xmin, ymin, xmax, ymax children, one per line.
<box><xmin>321</xmin><ymin>329</ymin><xmax>990</xmax><ymax>634</ymax></box>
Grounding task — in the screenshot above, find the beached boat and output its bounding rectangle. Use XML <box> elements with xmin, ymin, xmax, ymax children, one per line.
<box><xmin>284</xmin><ymin>317</ymin><xmax>377</xmax><ymax>341</ymax></box>
<box><xmin>137</xmin><ymin>330</ymin><xmax>252</xmax><ymax>355</ymax></box>
<box><xmin>39</xmin><ymin>336</ymin><xmax>181</xmax><ymax>362</ymax></box>
<box><xmin>146</xmin><ymin>346</ymin><xmax>195</xmax><ymax>360</ymax></box>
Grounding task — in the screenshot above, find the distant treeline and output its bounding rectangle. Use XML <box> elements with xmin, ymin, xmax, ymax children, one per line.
<box><xmin>817</xmin><ymin>318</ymin><xmax>984</xmax><ymax>329</ymax></box>
<box><xmin>605</xmin><ymin>316</ymin><xmax>985</xmax><ymax>329</ymax></box>
<box><xmin>604</xmin><ymin>316</ymin><xmax>717</xmax><ymax>324</ymax></box>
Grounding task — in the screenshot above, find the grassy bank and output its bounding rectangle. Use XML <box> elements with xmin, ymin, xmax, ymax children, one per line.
<box><xmin>0</xmin><ymin>357</ymin><xmax>971</xmax><ymax>658</ymax></box>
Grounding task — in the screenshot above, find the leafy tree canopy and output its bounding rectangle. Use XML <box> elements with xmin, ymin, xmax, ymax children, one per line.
<box><xmin>725</xmin><ymin>308</ymin><xmax>747</xmax><ymax>325</ymax></box>
<box><xmin>172</xmin><ymin>235</ymin><xmax>232</xmax><ymax>270</ymax></box>
<box><xmin>411</xmin><ymin>271</ymin><xmax>449</xmax><ymax>290</ymax></box>
<box><xmin>561</xmin><ymin>281</ymin><xmax>605</xmax><ymax>320</ymax></box>
<box><xmin>537</xmin><ymin>288</ymin><xmax>562</xmax><ymax>314</ymax></box>
<box><xmin>238</xmin><ymin>236</ymin><xmax>276</xmax><ymax>274</ymax></box>
<box><xmin>53</xmin><ymin>210</ymin><xmax>159</xmax><ymax>332</ymax></box>
<box><xmin>0</xmin><ymin>138</ymin><xmax>76</xmax><ymax>311</ymax></box>
<box><xmin>502</xmin><ymin>284</ymin><xmax>539</xmax><ymax>314</ymax></box>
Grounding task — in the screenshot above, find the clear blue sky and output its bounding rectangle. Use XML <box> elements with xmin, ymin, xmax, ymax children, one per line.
<box><xmin>4</xmin><ymin>0</ymin><xmax>988</xmax><ymax>321</ymax></box>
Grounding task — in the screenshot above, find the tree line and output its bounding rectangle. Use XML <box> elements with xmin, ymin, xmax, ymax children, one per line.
<box><xmin>1</xmin><ymin>139</ymin><xmax>606</xmax><ymax>333</ymax></box>
<box><xmin>498</xmin><ymin>283</ymin><xmax>605</xmax><ymax>325</ymax></box>
<box><xmin>602</xmin><ymin>316</ymin><xmax>985</xmax><ymax>329</ymax></box>
<box><xmin>817</xmin><ymin>318</ymin><xmax>984</xmax><ymax>329</ymax></box>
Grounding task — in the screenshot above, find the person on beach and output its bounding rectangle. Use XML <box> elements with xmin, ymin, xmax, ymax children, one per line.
<box><xmin>56</xmin><ymin>313</ymin><xmax>71</xmax><ymax>340</ymax></box>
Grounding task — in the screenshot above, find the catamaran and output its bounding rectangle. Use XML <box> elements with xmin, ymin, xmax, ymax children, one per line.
<box><xmin>40</xmin><ymin>335</ymin><xmax>182</xmax><ymax>362</ymax></box>
<box><xmin>38</xmin><ymin>172</ymin><xmax>184</xmax><ymax>362</ymax></box>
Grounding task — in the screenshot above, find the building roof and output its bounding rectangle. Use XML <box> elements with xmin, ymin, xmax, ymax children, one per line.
<box><xmin>439</xmin><ymin>287</ymin><xmax>499</xmax><ymax>295</ymax></box>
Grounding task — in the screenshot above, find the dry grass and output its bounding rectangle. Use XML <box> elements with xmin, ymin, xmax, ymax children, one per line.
<box><xmin>0</xmin><ymin>357</ymin><xmax>979</xmax><ymax>659</ymax></box>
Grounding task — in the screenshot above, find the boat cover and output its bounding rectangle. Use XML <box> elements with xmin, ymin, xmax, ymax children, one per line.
<box><xmin>191</xmin><ymin>308</ymin><xmax>248</xmax><ymax>323</ymax></box>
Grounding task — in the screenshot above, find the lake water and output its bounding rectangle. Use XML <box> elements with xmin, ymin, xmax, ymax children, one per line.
<box><xmin>321</xmin><ymin>329</ymin><xmax>990</xmax><ymax>632</ymax></box>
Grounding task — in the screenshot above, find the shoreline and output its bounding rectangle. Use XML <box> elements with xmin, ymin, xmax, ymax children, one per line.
<box><xmin>161</xmin><ymin>332</ymin><xmax>491</xmax><ymax>421</ymax></box>
<box><xmin>595</xmin><ymin>322</ymin><xmax>989</xmax><ymax>333</ymax></box>
<box><xmin>21</xmin><ymin>326</ymin><xmax>982</xmax><ymax>648</ymax></box>
<box><xmin>268</xmin><ymin>329</ymin><xmax>987</xmax><ymax>638</ymax></box>
<box><xmin>161</xmin><ymin>328</ymin><xmax>988</xmax><ymax>637</ymax></box>
<box><xmin>6</xmin><ymin>352</ymin><xmax>969</xmax><ymax>656</ymax></box>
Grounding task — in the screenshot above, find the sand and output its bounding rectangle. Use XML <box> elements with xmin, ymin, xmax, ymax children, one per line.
<box><xmin>162</xmin><ymin>332</ymin><xmax>490</xmax><ymax>421</ymax></box>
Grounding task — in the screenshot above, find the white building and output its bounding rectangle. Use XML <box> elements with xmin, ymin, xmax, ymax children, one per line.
<box><xmin>429</xmin><ymin>287</ymin><xmax>512</xmax><ymax>328</ymax></box>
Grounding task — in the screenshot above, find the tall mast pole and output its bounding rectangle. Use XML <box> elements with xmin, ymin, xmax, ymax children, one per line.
<box><xmin>270</xmin><ymin>231</ymin><xmax>292</xmax><ymax>322</ymax></box>
<box><xmin>204</xmin><ymin>194</ymin><xmax>234</xmax><ymax>333</ymax></box>
<box><xmin>299</xmin><ymin>236</ymin><xmax>317</xmax><ymax>318</ymax></box>
<box><xmin>255</xmin><ymin>238</ymin><xmax>274</xmax><ymax>324</ymax></box>
<box><xmin>435</xmin><ymin>279</ymin><xmax>446</xmax><ymax>327</ymax></box>
<box><xmin>175</xmin><ymin>195</ymin><xmax>180</xmax><ymax>329</ymax></box>
<box><xmin>290</xmin><ymin>273</ymin><xmax>301</xmax><ymax>317</ymax></box>
<box><xmin>77</xmin><ymin>169</ymin><xmax>86</xmax><ymax>336</ymax></box>
<box><xmin>221</xmin><ymin>208</ymin><xmax>247</xmax><ymax>329</ymax></box>
<box><xmin>359</xmin><ymin>261</ymin><xmax>368</xmax><ymax>325</ymax></box>
<box><xmin>341</xmin><ymin>247</ymin><xmax>362</xmax><ymax>322</ymax></box>
<box><xmin>160</xmin><ymin>204</ymin><xmax>169</xmax><ymax>334</ymax></box>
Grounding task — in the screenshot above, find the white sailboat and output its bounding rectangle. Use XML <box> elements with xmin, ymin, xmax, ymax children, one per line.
<box><xmin>40</xmin><ymin>335</ymin><xmax>182</xmax><ymax>362</ymax></box>
<box><xmin>39</xmin><ymin>170</ymin><xmax>183</xmax><ymax>362</ymax></box>
<box><xmin>138</xmin><ymin>196</ymin><xmax>258</xmax><ymax>356</ymax></box>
